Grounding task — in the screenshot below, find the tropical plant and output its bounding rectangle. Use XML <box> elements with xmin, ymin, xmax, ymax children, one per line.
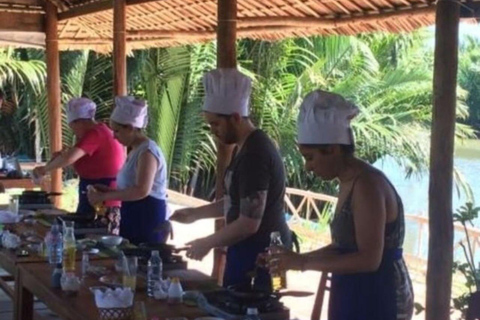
<box><xmin>452</xmin><ymin>202</ymin><xmax>480</xmax><ymax>318</ymax></box>
<box><xmin>458</xmin><ymin>36</ymin><xmax>480</xmax><ymax>134</ymax></box>
<box><xmin>130</xmin><ymin>32</ymin><xmax>475</xmax><ymax>199</ymax></box>
<box><xmin>131</xmin><ymin>44</ymin><xmax>218</xmax><ymax>197</ymax></box>
<box><xmin>0</xmin><ymin>48</ymin><xmax>46</xmax><ymax>156</ymax></box>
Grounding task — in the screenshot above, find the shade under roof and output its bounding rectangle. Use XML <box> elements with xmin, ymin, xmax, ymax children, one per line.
<box><xmin>0</xmin><ymin>0</ymin><xmax>478</xmax><ymax>53</ymax></box>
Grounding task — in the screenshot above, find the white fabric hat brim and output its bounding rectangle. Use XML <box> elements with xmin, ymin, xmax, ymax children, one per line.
<box><xmin>202</xmin><ymin>68</ymin><xmax>251</xmax><ymax>117</ymax></box>
<box><xmin>110</xmin><ymin>96</ymin><xmax>148</xmax><ymax>129</ymax></box>
<box><xmin>297</xmin><ymin>90</ymin><xmax>358</xmax><ymax>145</ymax></box>
<box><xmin>66</xmin><ymin>98</ymin><xmax>96</xmax><ymax>124</ymax></box>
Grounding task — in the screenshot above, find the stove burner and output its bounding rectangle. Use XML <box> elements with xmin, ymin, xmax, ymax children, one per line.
<box><xmin>202</xmin><ymin>290</ymin><xmax>290</xmax><ymax>320</ymax></box>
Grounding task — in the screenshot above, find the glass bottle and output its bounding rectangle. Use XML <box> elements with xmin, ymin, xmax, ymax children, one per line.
<box><xmin>62</xmin><ymin>221</ymin><xmax>76</xmax><ymax>273</ymax></box>
<box><xmin>269</xmin><ymin>231</ymin><xmax>286</xmax><ymax>291</ymax></box>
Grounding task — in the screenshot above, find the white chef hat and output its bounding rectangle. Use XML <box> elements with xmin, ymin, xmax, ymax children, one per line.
<box><xmin>66</xmin><ymin>98</ymin><xmax>96</xmax><ymax>124</ymax></box>
<box><xmin>110</xmin><ymin>96</ymin><xmax>148</xmax><ymax>129</ymax></box>
<box><xmin>297</xmin><ymin>90</ymin><xmax>359</xmax><ymax>145</ymax></box>
<box><xmin>202</xmin><ymin>68</ymin><xmax>252</xmax><ymax>117</ymax></box>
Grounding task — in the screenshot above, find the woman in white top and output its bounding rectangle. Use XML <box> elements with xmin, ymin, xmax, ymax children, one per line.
<box><xmin>88</xmin><ymin>96</ymin><xmax>169</xmax><ymax>245</ymax></box>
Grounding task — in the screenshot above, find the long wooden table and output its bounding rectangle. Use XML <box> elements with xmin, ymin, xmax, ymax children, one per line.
<box><xmin>17</xmin><ymin>260</ymin><xmax>215</xmax><ymax>320</ymax></box>
<box><xmin>0</xmin><ymin>218</ymin><xmax>219</xmax><ymax>320</ymax></box>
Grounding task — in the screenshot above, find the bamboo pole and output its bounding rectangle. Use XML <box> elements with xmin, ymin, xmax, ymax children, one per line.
<box><xmin>426</xmin><ymin>1</ymin><xmax>460</xmax><ymax>319</ymax></box>
<box><xmin>215</xmin><ymin>0</ymin><xmax>236</xmax><ymax>199</ymax></box>
<box><xmin>214</xmin><ymin>0</ymin><xmax>236</xmax><ymax>201</ymax></box>
<box><xmin>113</xmin><ymin>0</ymin><xmax>127</xmax><ymax>96</ymax></box>
<box><xmin>45</xmin><ymin>1</ymin><xmax>62</xmax><ymax>206</ymax></box>
<box><xmin>211</xmin><ymin>0</ymin><xmax>237</xmax><ymax>283</ymax></box>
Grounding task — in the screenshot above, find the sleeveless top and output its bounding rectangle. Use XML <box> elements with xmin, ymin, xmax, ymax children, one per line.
<box><xmin>329</xmin><ymin>168</ymin><xmax>414</xmax><ymax>320</ymax></box>
<box><xmin>116</xmin><ymin>139</ymin><xmax>167</xmax><ymax>200</ymax></box>
<box><xmin>330</xmin><ymin>168</ymin><xmax>405</xmax><ymax>251</ymax></box>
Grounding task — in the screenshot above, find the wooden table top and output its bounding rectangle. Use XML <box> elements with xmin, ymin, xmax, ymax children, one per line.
<box><xmin>19</xmin><ymin>260</ymin><xmax>214</xmax><ymax>320</ymax></box>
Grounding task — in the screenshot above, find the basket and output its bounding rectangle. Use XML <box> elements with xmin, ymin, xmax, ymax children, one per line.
<box><xmin>97</xmin><ymin>307</ymin><xmax>133</xmax><ymax>320</ymax></box>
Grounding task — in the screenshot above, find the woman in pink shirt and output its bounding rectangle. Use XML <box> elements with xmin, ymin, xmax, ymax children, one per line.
<box><xmin>33</xmin><ymin>98</ymin><xmax>125</xmax><ymax>234</ymax></box>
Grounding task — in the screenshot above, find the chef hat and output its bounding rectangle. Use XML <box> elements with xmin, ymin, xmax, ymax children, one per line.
<box><xmin>66</xmin><ymin>98</ymin><xmax>96</xmax><ymax>124</ymax></box>
<box><xmin>110</xmin><ymin>96</ymin><xmax>148</xmax><ymax>129</ymax></box>
<box><xmin>202</xmin><ymin>68</ymin><xmax>252</xmax><ymax>117</ymax></box>
<box><xmin>297</xmin><ymin>90</ymin><xmax>359</xmax><ymax>145</ymax></box>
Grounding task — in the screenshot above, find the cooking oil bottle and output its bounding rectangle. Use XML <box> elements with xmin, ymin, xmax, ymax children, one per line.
<box><xmin>63</xmin><ymin>221</ymin><xmax>76</xmax><ymax>273</ymax></box>
<box><xmin>269</xmin><ymin>231</ymin><xmax>286</xmax><ymax>291</ymax></box>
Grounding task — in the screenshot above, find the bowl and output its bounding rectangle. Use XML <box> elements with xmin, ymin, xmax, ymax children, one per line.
<box><xmin>100</xmin><ymin>235</ymin><xmax>123</xmax><ymax>248</ymax></box>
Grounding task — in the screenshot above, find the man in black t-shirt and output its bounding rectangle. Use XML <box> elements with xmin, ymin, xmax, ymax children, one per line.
<box><xmin>170</xmin><ymin>69</ymin><xmax>291</xmax><ymax>290</ymax></box>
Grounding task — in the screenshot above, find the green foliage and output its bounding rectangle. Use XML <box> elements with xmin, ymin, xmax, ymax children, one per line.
<box><xmin>452</xmin><ymin>202</ymin><xmax>480</xmax><ymax>318</ymax></box>
<box><xmin>458</xmin><ymin>36</ymin><xmax>480</xmax><ymax>133</ymax></box>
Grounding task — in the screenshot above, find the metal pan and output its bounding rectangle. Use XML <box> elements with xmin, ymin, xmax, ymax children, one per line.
<box><xmin>226</xmin><ymin>283</ymin><xmax>313</xmax><ymax>301</ymax></box>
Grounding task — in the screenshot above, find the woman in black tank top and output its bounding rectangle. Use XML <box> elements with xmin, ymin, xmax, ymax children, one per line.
<box><xmin>265</xmin><ymin>90</ymin><xmax>414</xmax><ymax>320</ymax></box>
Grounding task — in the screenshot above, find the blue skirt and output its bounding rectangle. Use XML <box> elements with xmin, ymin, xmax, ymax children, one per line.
<box><xmin>328</xmin><ymin>248</ymin><xmax>404</xmax><ymax>320</ymax></box>
<box><xmin>119</xmin><ymin>196</ymin><xmax>167</xmax><ymax>245</ymax></box>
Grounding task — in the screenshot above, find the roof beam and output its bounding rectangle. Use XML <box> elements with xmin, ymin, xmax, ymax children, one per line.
<box><xmin>58</xmin><ymin>0</ymin><xmax>157</xmax><ymax>21</ymax></box>
<box><xmin>238</xmin><ymin>5</ymin><xmax>436</xmax><ymax>28</ymax></box>
<box><xmin>0</xmin><ymin>12</ymin><xmax>43</xmax><ymax>32</ymax></box>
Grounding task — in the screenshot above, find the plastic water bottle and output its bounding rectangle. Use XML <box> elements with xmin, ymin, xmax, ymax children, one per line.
<box><xmin>45</xmin><ymin>223</ymin><xmax>63</xmax><ymax>265</ymax></box>
<box><xmin>244</xmin><ymin>308</ymin><xmax>261</xmax><ymax>320</ymax></box>
<box><xmin>147</xmin><ymin>250</ymin><xmax>163</xmax><ymax>297</ymax></box>
<box><xmin>81</xmin><ymin>251</ymin><xmax>89</xmax><ymax>280</ymax></box>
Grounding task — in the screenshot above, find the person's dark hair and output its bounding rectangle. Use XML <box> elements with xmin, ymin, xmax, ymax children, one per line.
<box><xmin>302</xmin><ymin>144</ymin><xmax>355</xmax><ymax>156</ymax></box>
<box><xmin>111</xmin><ymin>120</ymin><xmax>142</xmax><ymax>131</ymax></box>
<box><xmin>0</xmin><ymin>89</ymin><xmax>5</xmax><ymax>100</ymax></box>
<box><xmin>216</xmin><ymin>113</ymin><xmax>249</xmax><ymax>120</ymax></box>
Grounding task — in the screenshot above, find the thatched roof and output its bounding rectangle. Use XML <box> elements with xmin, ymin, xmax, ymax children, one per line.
<box><xmin>0</xmin><ymin>0</ymin><xmax>478</xmax><ymax>53</ymax></box>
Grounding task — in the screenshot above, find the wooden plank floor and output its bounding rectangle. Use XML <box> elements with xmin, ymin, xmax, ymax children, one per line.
<box><xmin>0</xmin><ymin>268</ymin><xmax>60</xmax><ymax>320</ymax></box>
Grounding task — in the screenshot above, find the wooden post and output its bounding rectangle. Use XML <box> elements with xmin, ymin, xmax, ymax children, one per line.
<box><xmin>215</xmin><ymin>0</ymin><xmax>237</xmax><ymax>200</ymax></box>
<box><xmin>211</xmin><ymin>0</ymin><xmax>237</xmax><ymax>283</ymax></box>
<box><xmin>427</xmin><ymin>1</ymin><xmax>460</xmax><ymax>320</ymax></box>
<box><xmin>113</xmin><ymin>0</ymin><xmax>127</xmax><ymax>96</ymax></box>
<box><xmin>45</xmin><ymin>1</ymin><xmax>62</xmax><ymax>206</ymax></box>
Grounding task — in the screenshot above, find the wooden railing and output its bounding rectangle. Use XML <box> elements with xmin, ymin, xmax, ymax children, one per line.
<box><xmin>283</xmin><ymin>188</ymin><xmax>480</xmax><ymax>269</ymax></box>
<box><xmin>169</xmin><ymin>187</ymin><xmax>480</xmax><ymax>280</ymax></box>
<box><xmin>284</xmin><ymin>187</ymin><xmax>337</xmax><ymax>221</ymax></box>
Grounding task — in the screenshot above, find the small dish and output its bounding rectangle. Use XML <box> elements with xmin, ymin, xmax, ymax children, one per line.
<box><xmin>86</xmin><ymin>248</ymin><xmax>100</xmax><ymax>254</ymax></box>
<box><xmin>99</xmin><ymin>235</ymin><xmax>123</xmax><ymax>248</ymax></box>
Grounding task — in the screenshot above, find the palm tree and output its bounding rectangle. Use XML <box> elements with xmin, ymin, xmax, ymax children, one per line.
<box><xmin>0</xmin><ymin>48</ymin><xmax>46</xmax><ymax>157</ymax></box>
<box><xmin>139</xmin><ymin>32</ymin><xmax>474</xmax><ymax>199</ymax></box>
